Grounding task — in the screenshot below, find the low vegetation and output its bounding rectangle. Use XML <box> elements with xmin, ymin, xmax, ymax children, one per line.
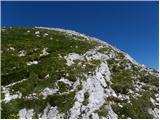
<box><xmin>112</xmin><ymin>91</ymin><xmax>154</xmax><ymax>119</ymax></box>
<box><xmin>1</xmin><ymin>27</ymin><xmax>158</xmax><ymax>119</ymax></box>
<box><xmin>82</xmin><ymin>92</ymin><xmax>90</xmax><ymax>106</ymax></box>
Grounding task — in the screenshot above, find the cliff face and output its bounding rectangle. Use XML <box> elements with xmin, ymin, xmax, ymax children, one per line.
<box><xmin>1</xmin><ymin>27</ymin><xmax>159</xmax><ymax>119</ymax></box>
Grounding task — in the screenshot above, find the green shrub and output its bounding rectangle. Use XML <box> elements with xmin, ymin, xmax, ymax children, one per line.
<box><xmin>95</xmin><ymin>105</ymin><xmax>108</xmax><ymax>118</ymax></box>
<box><xmin>1</xmin><ymin>69</ymin><xmax>29</xmax><ymax>86</ymax></box>
<box><xmin>82</xmin><ymin>92</ymin><xmax>89</xmax><ymax>106</ymax></box>
<box><xmin>111</xmin><ymin>70</ymin><xmax>133</xmax><ymax>94</ymax></box>
<box><xmin>112</xmin><ymin>91</ymin><xmax>154</xmax><ymax>119</ymax></box>
<box><xmin>139</xmin><ymin>72</ymin><xmax>159</xmax><ymax>87</ymax></box>
<box><xmin>58</xmin><ymin>81</ymin><xmax>68</xmax><ymax>93</ymax></box>
<box><xmin>47</xmin><ymin>91</ymin><xmax>76</xmax><ymax>113</ymax></box>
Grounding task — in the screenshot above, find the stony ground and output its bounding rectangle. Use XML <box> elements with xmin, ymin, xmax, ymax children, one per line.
<box><xmin>1</xmin><ymin>27</ymin><xmax>159</xmax><ymax>119</ymax></box>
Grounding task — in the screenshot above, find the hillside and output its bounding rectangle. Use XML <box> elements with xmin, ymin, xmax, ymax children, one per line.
<box><xmin>1</xmin><ymin>27</ymin><xmax>159</xmax><ymax>119</ymax></box>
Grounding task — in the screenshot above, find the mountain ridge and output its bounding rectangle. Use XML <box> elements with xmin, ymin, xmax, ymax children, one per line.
<box><xmin>36</xmin><ymin>27</ymin><xmax>153</xmax><ymax>69</ymax></box>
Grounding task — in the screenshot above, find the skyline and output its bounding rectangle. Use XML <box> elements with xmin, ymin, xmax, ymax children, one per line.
<box><xmin>1</xmin><ymin>1</ymin><xmax>159</xmax><ymax>69</ymax></box>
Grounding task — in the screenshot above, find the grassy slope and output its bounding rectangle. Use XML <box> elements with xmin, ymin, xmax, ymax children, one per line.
<box><xmin>1</xmin><ymin>28</ymin><xmax>159</xmax><ymax>119</ymax></box>
<box><xmin>1</xmin><ymin>28</ymin><xmax>101</xmax><ymax>118</ymax></box>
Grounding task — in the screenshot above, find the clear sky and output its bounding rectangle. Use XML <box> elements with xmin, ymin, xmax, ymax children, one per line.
<box><xmin>1</xmin><ymin>1</ymin><xmax>159</xmax><ymax>69</ymax></box>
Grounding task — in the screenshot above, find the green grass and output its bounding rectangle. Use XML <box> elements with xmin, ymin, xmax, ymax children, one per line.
<box><xmin>97</xmin><ymin>47</ymin><xmax>112</xmax><ymax>54</ymax></box>
<box><xmin>1</xmin><ymin>27</ymin><xmax>101</xmax><ymax>118</ymax></box>
<box><xmin>107</xmin><ymin>96</ymin><xmax>127</xmax><ymax>103</ymax></box>
<box><xmin>10</xmin><ymin>72</ymin><xmax>54</xmax><ymax>96</ymax></box>
<box><xmin>116</xmin><ymin>52</ymin><xmax>125</xmax><ymax>59</ymax></box>
<box><xmin>1</xmin><ymin>27</ymin><xmax>159</xmax><ymax>119</ymax></box>
<box><xmin>95</xmin><ymin>105</ymin><xmax>108</xmax><ymax>118</ymax></box>
<box><xmin>111</xmin><ymin>70</ymin><xmax>133</xmax><ymax>94</ymax></box>
<box><xmin>106</xmin><ymin>57</ymin><xmax>158</xmax><ymax>119</ymax></box>
<box><xmin>1</xmin><ymin>98</ymin><xmax>47</xmax><ymax>119</ymax></box>
<box><xmin>112</xmin><ymin>91</ymin><xmax>154</xmax><ymax>119</ymax></box>
<box><xmin>58</xmin><ymin>81</ymin><xmax>68</xmax><ymax>93</ymax></box>
<box><xmin>47</xmin><ymin>91</ymin><xmax>76</xmax><ymax>113</ymax></box>
<box><xmin>139</xmin><ymin>71</ymin><xmax>159</xmax><ymax>87</ymax></box>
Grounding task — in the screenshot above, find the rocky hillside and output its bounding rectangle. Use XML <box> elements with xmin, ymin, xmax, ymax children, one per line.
<box><xmin>1</xmin><ymin>27</ymin><xmax>159</xmax><ymax>119</ymax></box>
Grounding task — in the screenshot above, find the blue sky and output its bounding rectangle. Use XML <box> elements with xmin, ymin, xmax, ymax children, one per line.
<box><xmin>1</xmin><ymin>1</ymin><xmax>159</xmax><ymax>69</ymax></box>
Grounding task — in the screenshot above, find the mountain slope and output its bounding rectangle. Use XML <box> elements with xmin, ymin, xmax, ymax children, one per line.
<box><xmin>1</xmin><ymin>27</ymin><xmax>159</xmax><ymax>119</ymax></box>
